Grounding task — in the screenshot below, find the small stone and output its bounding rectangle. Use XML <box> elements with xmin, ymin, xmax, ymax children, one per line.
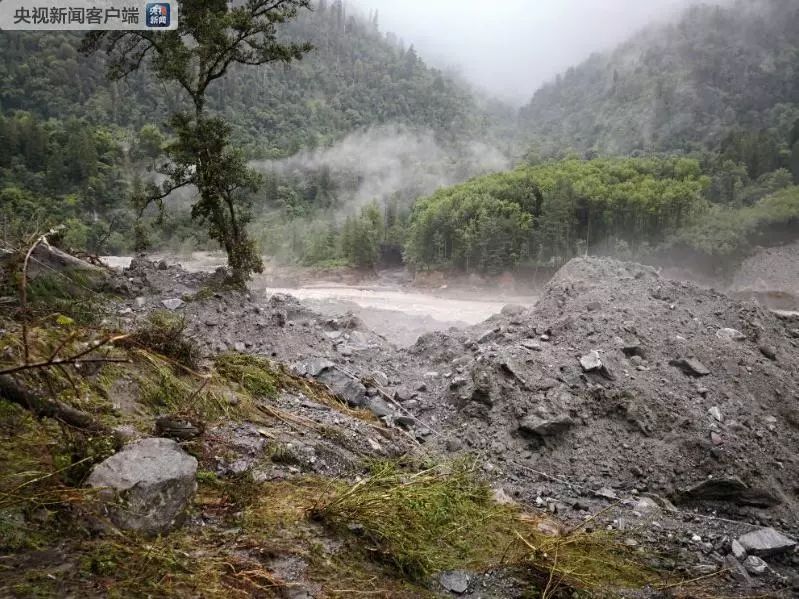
<box><xmin>710</xmin><ymin>432</ymin><xmax>723</xmax><ymax>446</ymax></box>
<box><xmin>519</xmin><ymin>415</ymin><xmax>573</xmax><ymax>439</ymax></box>
<box><xmin>723</xmin><ymin>555</ymin><xmax>751</xmax><ymax>586</ymax></box>
<box><xmin>161</xmin><ymin>298</ymin><xmax>184</xmax><ymax>310</ymax></box>
<box><xmin>579</xmin><ymin>350</ymin><xmax>603</xmax><ymax>372</ymax></box>
<box><xmin>716</xmin><ymin>328</ymin><xmax>746</xmax><ymax>341</ymax></box>
<box><xmin>731</xmin><ymin>539</ymin><xmax>747</xmax><ymax>560</ymax></box>
<box><xmin>594</xmin><ymin>487</ymin><xmax>618</xmax><ymax>500</ymax></box>
<box><xmin>671</xmin><ymin>357</ymin><xmax>710</xmax><ymax>377</ymax></box>
<box><xmin>634</xmin><ymin>497</ymin><xmax>660</xmax><ymax>513</ymax></box>
<box><xmin>365</xmin><ymin>397</ymin><xmax>393</xmax><ymax>419</ymax></box>
<box><xmin>743</xmin><ymin>555</ymin><xmax>768</xmax><ymax>576</ymax></box>
<box><xmin>293</xmin><ymin>358</ymin><xmax>335</xmax><ymax>378</ymax></box>
<box><xmin>394</xmin><ymin>386</ymin><xmax>417</xmax><ymax>402</ymax></box>
<box><xmin>709</xmin><ymin>406</ymin><xmax>723</xmax><ymax>423</ymax></box>
<box><xmin>370</xmin><ymin>371</ymin><xmax>389</xmax><ymax>387</ymax></box>
<box><xmin>521</xmin><ymin>339</ymin><xmax>542</xmax><ymax>351</ymax></box>
<box><xmin>477</xmin><ymin>328</ymin><xmax>498</xmax><ymax>343</ymax></box>
<box><xmin>758</xmin><ymin>345</ymin><xmax>777</xmax><ymax>361</ymax></box>
<box><xmin>395</xmin><ymin>415</ymin><xmax>416</xmax><ymax>429</ymax></box>
<box><xmin>439</xmin><ymin>570</ymin><xmax>470</xmax><ymax>594</ymax></box>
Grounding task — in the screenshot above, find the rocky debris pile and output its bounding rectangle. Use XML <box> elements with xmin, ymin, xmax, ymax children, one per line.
<box><xmin>113</xmin><ymin>255</ymin><xmax>215</xmax><ymax>301</ymax></box>
<box><xmin>85</xmin><ymin>437</ymin><xmax>198</xmax><ymax>535</ymax></box>
<box><xmin>113</xmin><ymin>257</ymin><xmax>391</xmax><ymax>363</ymax></box>
<box><xmin>378</xmin><ymin>257</ymin><xmax>799</xmax><ymax>531</ymax></box>
<box><xmin>730</xmin><ymin>241</ymin><xmax>799</xmax><ymax>310</ymax></box>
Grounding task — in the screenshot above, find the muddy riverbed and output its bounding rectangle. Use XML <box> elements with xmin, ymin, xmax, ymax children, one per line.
<box><xmin>102</xmin><ymin>253</ymin><xmax>538</xmax><ymax>346</ymax></box>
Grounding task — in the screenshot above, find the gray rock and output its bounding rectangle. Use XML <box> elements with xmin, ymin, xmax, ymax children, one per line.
<box><xmin>477</xmin><ymin>328</ymin><xmax>499</xmax><ymax>343</ymax></box>
<box><xmin>743</xmin><ymin>555</ymin><xmax>768</xmax><ymax>576</ymax></box>
<box><xmin>317</xmin><ymin>369</ymin><xmax>368</xmax><ymax>408</ymax></box>
<box><xmin>370</xmin><ymin>371</ymin><xmax>389</xmax><ymax>387</ymax></box>
<box><xmin>500</xmin><ymin>304</ymin><xmax>527</xmax><ymax>317</ymax></box>
<box><xmin>579</xmin><ymin>350</ymin><xmax>603</xmax><ymax>372</ymax></box>
<box><xmin>365</xmin><ymin>397</ymin><xmax>393</xmax><ymax>419</ymax></box>
<box><xmin>521</xmin><ymin>339</ymin><xmax>542</xmax><ymax>351</ymax></box>
<box><xmin>671</xmin><ymin>357</ymin><xmax>710</xmax><ymax>377</ymax></box>
<box><xmin>708</xmin><ymin>406</ymin><xmax>723</xmax><ymax>423</ymax></box>
<box><xmin>716</xmin><ymin>328</ymin><xmax>746</xmax><ymax>341</ymax></box>
<box><xmin>675</xmin><ymin>477</ymin><xmax>779</xmax><ymax>507</ymax></box>
<box><xmin>293</xmin><ymin>358</ymin><xmax>335</xmax><ymax>378</ymax></box>
<box><xmin>394</xmin><ymin>386</ymin><xmax>417</xmax><ymax>402</ymax></box>
<box><xmin>578</xmin><ymin>350</ymin><xmax>615</xmax><ymax>380</ymax></box>
<box><xmin>155</xmin><ymin>416</ymin><xmax>201</xmax><ymax>441</ymax></box>
<box><xmin>731</xmin><ymin>539</ymin><xmax>747</xmax><ymax>561</ymax></box>
<box><xmin>395</xmin><ymin>415</ymin><xmax>416</xmax><ymax>429</ymax></box>
<box><xmin>759</xmin><ymin>345</ymin><xmax>777</xmax><ymax>361</ymax></box>
<box><xmin>723</xmin><ymin>555</ymin><xmax>751</xmax><ymax>586</ymax></box>
<box><xmin>85</xmin><ymin>438</ymin><xmax>197</xmax><ymax>535</ymax></box>
<box><xmin>519</xmin><ymin>415</ymin><xmax>574</xmax><ymax>439</ymax></box>
<box><xmin>737</xmin><ymin>527</ymin><xmax>797</xmax><ymax>557</ymax></box>
<box><xmin>594</xmin><ymin>487</ymin><xmax>619</xmax><ymax>501</ymax></box>
<box><xmin>634</xmin><ymin>497</ymin><xmax>660</xmax><ymax>514</ymax></box>
<box><xmin>439</xmin><ymin>570</ymin><xmax>470</xmax><ymax>594</ymax></box>
<box><xmin>161</xmin><ymin>298</ymin><xmax>184</xmax><ymax>311</ymax></box>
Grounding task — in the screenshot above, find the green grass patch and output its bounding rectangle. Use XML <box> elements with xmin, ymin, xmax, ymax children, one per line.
<box><xmin>314</xmin><ymin>460</ymin><xmax>656</xmax><ymax>596</ymax></box>
<box><xmin>122</xmin><ymin>310</ymin><xmax>200</xmax><ymax>370</ymax></box>
<box><xmin>214</xmin><ymin>352</ymin><xmax>376</xmax><ymax>422</ymax></box>
<box><xmin>214</xmin><ymin>352</ymin><xmax>280</xmax><ymax>398</ymax></box>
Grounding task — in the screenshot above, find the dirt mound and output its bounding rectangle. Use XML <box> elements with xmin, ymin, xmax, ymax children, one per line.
<box><xmin>548</xmin><ymin>255</ymin><xmax>659</xmax><ymax>288</ymax></box>
<box><xmin>393</xmin><ymin>256</ymin><xmax>799</xmax><ymax>527</ymax></box>
<box><xmin>730</xmin><ymin>242</ymin><xmax>799</xmax><ymax>310</ymax></box>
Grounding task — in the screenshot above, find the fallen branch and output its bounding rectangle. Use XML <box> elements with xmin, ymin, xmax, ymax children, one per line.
<box><xmin>0</xmin><ymin>374</ymin><xmax>110</xmax><ymax>433</ymax></box>
<box><xmin>0</xmin><ymin>334</ymin><xmax>130</xmax><ymax>376</ymax></box>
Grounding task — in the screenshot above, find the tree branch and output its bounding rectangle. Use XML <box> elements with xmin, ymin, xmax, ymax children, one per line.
<box><xmin>0</xmin><ymin>374</ymin><xmax>109</xmax><ymax>434</ymax></box>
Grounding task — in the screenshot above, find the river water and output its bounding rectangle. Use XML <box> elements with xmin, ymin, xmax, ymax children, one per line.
<box><xmin>103</xmin><ymin>253</ymin><xmax>539</xmax><ymax>346</ymax></box>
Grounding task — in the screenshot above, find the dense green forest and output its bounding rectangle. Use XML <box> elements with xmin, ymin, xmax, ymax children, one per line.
<box><xmin>518</xmin><ymin>0</ymin><xmax>799</xmax><ymax>158</ymax></box>
<box><xmin>0</xmin><ymin>1</ymin><xmax>490</xmax><ymax>254</ymax></box>
<box><xmin>2</xmin><ymin>0</ymin><xmax>799</xmax><ymax>276</ymax></box>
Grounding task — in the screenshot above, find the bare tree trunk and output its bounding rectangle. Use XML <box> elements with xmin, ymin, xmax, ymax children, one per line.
<box><xmin>0</xmin><ymin>374</ymin><xmax>109</xmax><ymax>434</ymax></box>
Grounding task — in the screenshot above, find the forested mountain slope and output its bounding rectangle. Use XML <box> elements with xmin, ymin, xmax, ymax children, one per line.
<box><xmin>0</xmin><ymin>1</ymin><xmax>484</xmax><ymax>158</ymax></box>
<box><xmin>0</xmin><ymin>1</ymin><xmax>491</xmax><ymax>252</ymax></box>
<box><xmin>519</xmin><ymin>0</ymin><xmax>799</xmax><ymax>156</ymax></box>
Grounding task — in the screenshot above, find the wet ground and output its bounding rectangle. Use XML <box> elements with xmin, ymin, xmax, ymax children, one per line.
<box><xmin>103</xmin><ymin>253</ymin><xmax>538</xmax><ymax>346</ymax></box>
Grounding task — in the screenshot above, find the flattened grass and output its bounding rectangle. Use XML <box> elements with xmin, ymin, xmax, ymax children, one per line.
<box><xmin>314</xmin><ymin>460</ymin><xmax>657</xmax><ymax>596</ymax></box>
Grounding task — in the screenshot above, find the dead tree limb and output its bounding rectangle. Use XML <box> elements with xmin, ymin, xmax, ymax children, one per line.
<box><xmin>0</xmin><ymin>374</ymin><xmax>109</xmax><ymax>434</ymax></box>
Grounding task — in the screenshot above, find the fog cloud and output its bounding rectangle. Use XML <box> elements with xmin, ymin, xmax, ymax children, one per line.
<box><xmin>354</xmin><ymin>0</ymin><xmax>714</xmax><ymax>104</ymax></box>
<box><xmin>252</xmin><ymin>124</ymin><xmax>510</xmax><ymax>215</ymax></box>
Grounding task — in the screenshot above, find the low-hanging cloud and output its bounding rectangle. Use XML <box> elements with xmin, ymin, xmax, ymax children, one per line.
<box><xmin>251</xmin><ymin>124</ymin><xmax>511</xmax><ymax>215</ymax></box>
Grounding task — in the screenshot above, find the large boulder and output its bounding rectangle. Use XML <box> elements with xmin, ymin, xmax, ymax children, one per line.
<box><xmin>736</xmin><ymin>527</ymin><xmax>797</xmax><ymax>557</ymax></box>
<box><xmin>86</xmin><ymin>437</ymin><xmax>198</xmax><ymax>535</ymax></box>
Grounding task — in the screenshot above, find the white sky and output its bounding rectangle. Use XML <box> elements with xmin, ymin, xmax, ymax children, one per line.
<box><xmin>352</xmin><ymin>0</ymin><xmax>705</xmax><ymax>104</ymax></box>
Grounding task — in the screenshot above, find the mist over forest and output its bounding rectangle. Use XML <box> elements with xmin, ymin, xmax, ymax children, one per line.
<box><xmin>1</xmin><ymin>0</ymin><xmax>798</xmax><ymax>276</ymax></box>
<box><xmin>4</xmin><ymin>2</ymin><xmax>799</xmax><ymax>596</ymax></box>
